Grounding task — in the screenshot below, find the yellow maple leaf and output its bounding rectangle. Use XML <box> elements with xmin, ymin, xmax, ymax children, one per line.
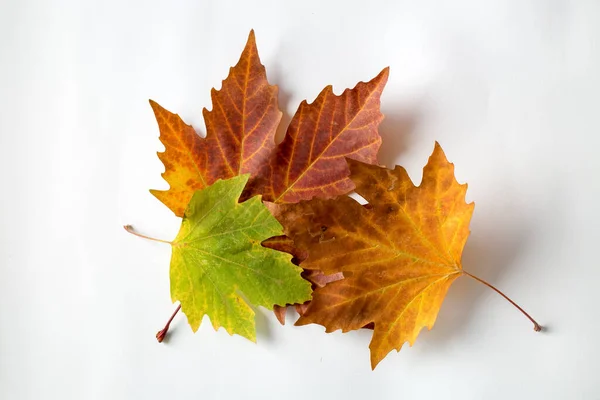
<box><xmin>269</xmin><ymin>142</ymin><xmax>541</xmax><ymax>368</ymax></box>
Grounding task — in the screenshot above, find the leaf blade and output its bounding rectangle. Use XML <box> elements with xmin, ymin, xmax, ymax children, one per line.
<box><xmin>151</xmin><ymin>30</ymin><xmax>281</xmax><ymax>217</ymax></box>
<box><xmin>202</xmin><ymin>30</ymin><xmax>281</xmax><ymax>177</ymax></box>
<box><xmin>270</xmin><ymin>143</ymin><xmax>474</xmax><ymax>368</ymax></box>
<box><xmin>247</xmin><ymin>68</ymin><xmax>389</xmax><ymax>203</ymax></box>
<box><xmin>170</xmin><ymin>175</ymin><xmax>312</xmax><ymax>341</ymax></box>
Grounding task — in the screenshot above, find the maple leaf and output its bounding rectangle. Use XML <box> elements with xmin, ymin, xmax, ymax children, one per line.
<box><xmin>242</xmin><ymin>66</ymin><xmax>388</xmax><ymax>204</ymax></box>
<box><xmin>149</xmin><ymin>30</ymin><xmax>281</xmax><ymax>217</ymax></box>
<box><xmin>132</xmin><ymin>175</ymin><xmax>312</xmax><ymax>341</ymax></box>
<box><xmin>149</xmin><ymin>30</ymin><xmax>388</xmax><ymax>217</ymax></box>
<box><xmin>269</xmin><ymin>143</ymin><xmax>541</xmax><ymax>368</ymax></box>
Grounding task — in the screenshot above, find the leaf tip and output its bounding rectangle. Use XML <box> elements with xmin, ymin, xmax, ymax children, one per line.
<box><xmin>148</xmin><ymin>99</ymin><xmax>162</xmax><ymax>113</ymax></box>
<box><xmin>273</xmin><ymin>305</ymin><xmax>287</xmax><ymax>325</ymax></box>
<box><xmin>366</xmin><ymin>67</ymin><xmax>390</xmax><ymax>90</ymax></box>
<box><xmin>430</xmin><ymin>141</ymin><xmax>450</xmax><ymax>165</ymax></box>
<box><xmin>293</xmin><ymin>315</ymin><xmax>310</xmax><ymax>327</ymax></box>
<box><xmin>370</xmin><ymin>355</ymin><xmax>382</xmax><ymax>370</ymax></box>
<box><xmin>378</xmin><ymin>66</ymin><xmax>390</xmax><ymax>80</ymax></box>
<box><xmin>242</xmin><ymin>29</ymin><xmax>259</xmax><ymax>57</ymax></box>
<box><xmin>323</xmin><ymin>84</ymin><xmax>335</xmax><ymax>96</ymax></box>
<box><xmin>148</xmin><ymin>100</ymin><xmax>171</xmax><ymax>121</ymax></box>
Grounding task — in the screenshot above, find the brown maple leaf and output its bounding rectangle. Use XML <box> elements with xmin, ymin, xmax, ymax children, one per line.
<box><xmin>268</xmin><ymin>143</ymin><xmax>541</xmax><ymax>368</ymax></box>
<box><xmin>241</xmin><ymin>67</ymin><xmax>388</xmax><ymax>204</ymax></box>
<box><xmin>150</xmin><ymin>30</ymin><xmax>388</xmax><ymax>217</ymax></box>
<box><xmin>149</xmin><ymin>30</ymin><xmax>281</xmax><ymax>216</ymax></box>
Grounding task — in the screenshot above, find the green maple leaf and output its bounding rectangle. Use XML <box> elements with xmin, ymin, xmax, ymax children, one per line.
<box><xmin>169</xmin><ymin>174</ymin><xmax>312</xmax><ymax>341</ymax></box>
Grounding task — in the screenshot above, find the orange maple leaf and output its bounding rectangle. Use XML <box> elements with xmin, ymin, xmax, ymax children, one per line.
<box><xmin>149</xmin><ymin>30</ymin><xmax>281</xmax><ymax>216</ymax></box>
<box><xmin>269</xmin><ymin>143</ymin><xmax>541</xmax><ymax>368</ymax></box>
<box><xmin>149</xmin><ymin>30</ymin><xmax>388</xmax><ymax>216</ymax></box>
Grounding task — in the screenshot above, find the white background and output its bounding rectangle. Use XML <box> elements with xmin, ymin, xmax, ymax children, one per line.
<box><xmin>1</xmin><ymin>0</ymin><xmax>599</xmax><ymax>398</ymax></box>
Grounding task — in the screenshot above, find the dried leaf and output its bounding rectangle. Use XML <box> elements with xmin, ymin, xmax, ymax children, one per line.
<box><xmin>268</xmin><ymin>143</ymin><xmax>475</xmax><ymax>368</ymax></box>
<box><xmin>243</xmin><ymin>68</ymin><xmax>388</xmax><ymax>203</ymax></box>
<box><xmin>149</xmin><ymin>31</ymin><xmax>280</xmax><ymax>216</ymax></box>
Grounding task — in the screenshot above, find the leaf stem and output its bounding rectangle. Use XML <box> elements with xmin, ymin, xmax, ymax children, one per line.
<box><xmin>123</xmin><ymin>225</ymin><xmax>171</xmax><ymax>244</ymax></box>
<box><xmin>156</xmin><ymin>304</ymin><xmax>182</xmax><ymax>343</ymax></box>
<box><xmin>462</xmin><ymin>270</ymin><xmax>542</xmax><ymax>332</ymax></box>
